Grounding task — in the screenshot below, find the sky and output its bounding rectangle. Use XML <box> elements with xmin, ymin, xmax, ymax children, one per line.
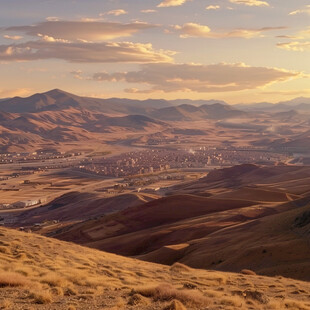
<box><xmin>0</xmin><ymin>0</ymin><xmax>309</xmax><ymax>104</ymax></box>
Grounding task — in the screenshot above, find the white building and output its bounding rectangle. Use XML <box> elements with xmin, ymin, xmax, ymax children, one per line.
<box><xmin>13</xmin><ymin>199</ymin><xmax>42</xmax><ymax>208</ymax></box>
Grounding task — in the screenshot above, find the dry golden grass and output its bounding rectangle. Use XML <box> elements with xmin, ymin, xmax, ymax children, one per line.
<box><xmin>135</xmin><ymin>283</ymin><xmax>208</xmax><ymax>305</ymax></box>
<box><xmin>40</xmin><ymin>273</ymin><xmax>68</xmax><ymax>287</ymax></box>
<box><xmin>0</xmin><ymin>272</ymin><xmax>29</xmax><ymax>287</ymax></box>
<box><xmin>284</xmin><ymin>299</ymin><xmax>310</xmax><ymax>310</ymax></box>
<box><xmin>163</xmin><ymin>299</ymin><xmax>187</xmax><ymax>310</ymax></box>
<box><xmin>29</xmin><ymin>290</ymin><xmax>53</xmax><ymax>304</ymax></box>
<box><xmin>0</xmin><ymin>247</ymin><xmax>10</xmax><ymax>255</ymax></box>
<box><xmin>50</xmin><ymin>286</ymin><xmax>64</xmax><ymax>296</ymax></box>
<box><xmin>0</xmin><ymin>226</ymin><xmax>309</xmax><ymax>309</ymax></box>
<box><xmin>128</xmin><ymin>293</ymin><xmax>150</xmax><ymax>306</ymax></box>
<box><xmin>0</xmin><ymin>299</ymin><xmax>13</xmax><ymax>309</ymax></box>
<box><xmin>219</xmin><ymin>295</ymin><xmax>244</xmax><ymax>307</ymax></box>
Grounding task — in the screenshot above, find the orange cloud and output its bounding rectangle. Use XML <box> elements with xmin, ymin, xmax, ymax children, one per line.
<box><xmin>100</xmin><ymin>9</ymin><xmax>128</xmax><ymax>16</ymax></box>
<box><xmin>5</xmin><ymin>20</ymin><xmax>155</xmax><ymax>41</ymax></box>
<box><xmin>277</xmin><ymin>41</ymin><xmax>310</xmax><ymax>52</ymax></box>
<box><xmin>157</xmin><ymin>0</ymin><xmax>190</xmax><ymax>7</ymax></box>
<box><xmin>173</xmin><ymin>23</ymin><xmax>285</xmax><ymax>39</ymax></box>
<box><xmin>229</xmin><ymin>0</ymin><xmax>269</xmax><ymax>7</ymax></box>
<box><xmin>206</xmin><ymin>5</ymin><xmax>221</xmax><ymax>10</ymax></box>
<box><xmin>0</xmin><ymin>41</ymin><xmax>175</xmax><ymax>63</ymax></box>
<box><xmin>3</xmin><ymin>35</ymin><xmax>23</xmax><ymax>40</ymax></box>
<box><xmin>141</xmin><ymin>9</ymin><xmax>157</xmax><ymax>13</ymax></box>
<box><xmin>289</xmin><ymin>5</ymin><xmax>310</xmax><ymax>16</ymax></box>
<box><xmin>91</xmin><ymin>62</ymin><xmax>300</xmax><ymax>93</ymax></box>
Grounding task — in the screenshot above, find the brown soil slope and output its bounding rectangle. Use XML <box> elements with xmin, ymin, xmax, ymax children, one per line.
<box><xmin>142</xmin><ymin>203</ymin><xmax>310</xmax><ymax>281</ymax></box>
<box><xmin>54</xmin><ymin>194</ymin><xmax>256</xmax><ymax>243</ymax></box>
<box><xmin>172</xmin><ymin>164</ymin><xmax>310</xmax><ymax>195</ymax></box>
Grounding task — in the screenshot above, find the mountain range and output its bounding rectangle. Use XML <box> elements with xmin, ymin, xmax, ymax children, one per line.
<box><xmin>1</xmin><ymin>89</ymin><xmax>310</xmax><ymax>113</ymax></box>
<box><xmin>0</xmin><ymin>89</ymin><xmax>229</xmax><ymax>114</ymax></box>
<box><xmin>0</xmin><ymin>89</ymin><xmax>309</xmax><ymax>153</ymax></box>
<box><xmin>0</xmin><ymin>89</ymin><xmax>246</xmax><ymax>152</ymax></box>
<box><xmin>235</xmin><ymin>97</ymin><xmax>310</xmax><ymax>112</ymax></box>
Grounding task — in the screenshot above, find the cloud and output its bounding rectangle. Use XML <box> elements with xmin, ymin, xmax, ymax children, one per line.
<box><xmin>206</xmin><ymin>5</ymin><xmax>220</xmax><ymax>10</ymax></box>
<box><xmin>141</xmin><ymin>9</ymin><xmax>157</xmax><ymax>13</ymax></box>
<box><xmin>277</xmin><ymin>41</ymin><xmax>310</xmax><ymax>52</ymax></box>
<box><xmin>90</xmin><ymin>62</ymin><xmax>300</xmax><ymax>93</ymax></box>
<box><xmin>157</xmin><ymin>0</ymin><xmax>190</xmax><ymax>8</ymax></box>
<box><xmin>70</xmin><ymin>70</ymin><xmax>84</xmax><ymax>80</ymax></box>
<box><xmin>37</xmin><ymin>33</ymin><xmax>70</xmax><ymax>43</ymax></box>
<box><xmin>229</xmin><ymin>0</ymin><xmax>269</xmax><ymax>7</ymax></box>
<box><xmin>173</xmin><ymin>23</ymin><xmax>285</xmax><ymax>39</ymax></box>
<box><xmin>46</xmin><ymin>16</ymin><xmax>59</xmax><ymax>21</ymax></box>
<box><xmin>276</xmin><ymin>28</ymin><xmax>310</xmax><ymax>41</ymax></box>
<box><xmin>174</xmin><ymin>23</ymin><xmax>211</xmax><ymax>38</ymax></box>
<box><xmin>100</xmin><ymin>9</ymin><xmax>128</xmax><ymax>16</ymax></box>
<box><xmin>5</xmin><ymin>20</ymin><xmax>154</xmax><ymax>41</ymax></box>
<box><xmin>0</xmin><ymin>40</ymin><xmax>175</xmax><ymax>63</ymax></box>
<box><xmin>289</xmin><ymin>5</ymin><xmax>310</xmax><ymax>15</ymax></box>
<box><xmin>276</xmin><ymin>35</ymin><xmax>298</xmax><ymax>39</ymax></box>
<box><xmin>3</xmin><ymin>35</ymin><xmax>23</xmax><ymax>40</ymax></box>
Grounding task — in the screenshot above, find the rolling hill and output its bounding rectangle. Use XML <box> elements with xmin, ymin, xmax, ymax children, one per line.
<box><xmin>15</xmin><ymin>191</ymin><xmax>155</xmax><ymax>225</ymax></box>
<box><xmin>48</xmin><ymin>164</ymin><xmax>310</xmax><ymax>282</ymax></box>
<box><xmin>149</xmin><ymin>103</ymin><xmax>247</xmax><ymax>121</ymax></box>
<box><xmin>0</xmin><ymin>104</ymin><xmax>168</xmax><ymax>152</ymax></box>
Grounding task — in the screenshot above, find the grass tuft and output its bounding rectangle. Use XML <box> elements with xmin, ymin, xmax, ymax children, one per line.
<box><xmin>0</xmin><ymin>272</ymin><xmax>28</xmax><ymax>288</ymax></box>
<box><xmin>30</xmin><ymin>290</ymin><xmax>53</xmax><ymax>304</ymax></box>
<box><xmin>135</xmin><ymin>283</ymin><xmax>208</xmax><ymax>306</ymax></box>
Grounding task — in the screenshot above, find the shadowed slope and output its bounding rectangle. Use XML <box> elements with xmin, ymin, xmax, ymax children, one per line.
<box><xmin>55</xmin><ymin>194</ymin><xmax>256</xmax><ymax>244</ymax></box>
<box><xmin>15</xmin><ymin>192</ymin><xmax>154</xmax><ymax>225</ymax></box>
<box><xmin>173</xmin><ymin>203</ymin><xmax>310</xmax><ymax>281</ymax></box>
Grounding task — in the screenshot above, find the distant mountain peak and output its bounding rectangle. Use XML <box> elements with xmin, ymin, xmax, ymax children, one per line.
<box><xmin>43</xmin><ymin>88</ymin><xmax>75</xmax><ymax>97</ymax></box>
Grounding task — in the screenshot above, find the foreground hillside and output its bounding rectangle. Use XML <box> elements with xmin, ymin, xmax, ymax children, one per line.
<box><xmin>0</xmin><ymin>227</ymin><xmax>310</xmax><ymax>310</ymax></box>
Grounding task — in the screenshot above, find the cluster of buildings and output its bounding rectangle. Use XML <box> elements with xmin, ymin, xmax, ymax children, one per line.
<box><xmin>96</xmin><ymin>172</ymin><xmax>187</xmax><ymax>196</ymax></box>
<box><xmin>0</xmin><ymin>198</ymin><xmax>46</xmax><ymax>210</ymax></box>
<box><xmin>77</xmin><ymin>147</ymin><xmax>286</xmax><ymax>178</ymax></box>
<box><xmin>12</xmin><ymin>198</ymin><xmax>46</xmax><ymax>208</ymax></box>
<box><xmin>0</xmin><ymin>151</ymin><xmax>83</xmax><ymax>164</ymax></box>
<box><xmin>189</xmin><ymin>147</ymin><xmax>286</xmax><ymax>166</ymax></box>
